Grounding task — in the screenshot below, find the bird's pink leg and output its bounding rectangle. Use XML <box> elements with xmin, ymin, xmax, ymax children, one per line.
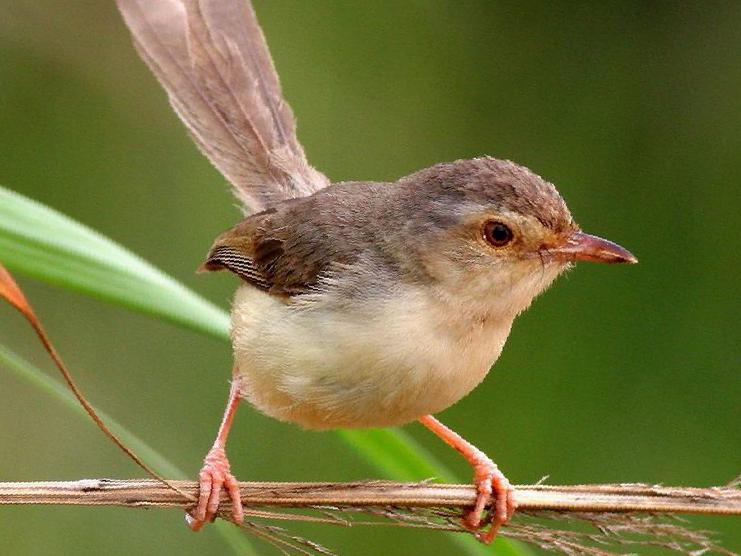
<box><xmin>419</xmin><ymin>415</ymin><xmax>516</xmax><ymax>544</ymax></box>
<box><xmin>186</xmin><ymin>378</ymin><xmax>244</xmax><ymax>531</ymax></box>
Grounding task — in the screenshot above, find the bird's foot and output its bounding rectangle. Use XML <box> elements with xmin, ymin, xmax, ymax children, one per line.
<box><xmin>186</xmin><ymin>446</ymin><xmax>244</xmax><ymax>531</ymax></box>
<box><xmin>463</xmin><ymin>450</ymin><xmax>516</xmax><ymax>544</ymax></box>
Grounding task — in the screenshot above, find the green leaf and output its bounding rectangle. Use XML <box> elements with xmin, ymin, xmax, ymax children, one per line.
<box><xmin>339</xmin><ymin>428</ymin><xmax>451</xmax><ymax>482</ymax></box>
<box><xmin>0</xmin><ymin>185</ymin><xmax>532</xmax><ymax>556</ymax></box>
<box><xmin>0</xmin><ymin>187</ymin><xmax>229</xmax><ymax>339</ymax></box>
<box><xmin>0</xmin><ymin>344</ymin><xmax>256</xmax><ymax>555</ymax></box>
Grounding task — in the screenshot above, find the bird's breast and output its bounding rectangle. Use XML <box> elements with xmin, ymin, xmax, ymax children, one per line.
<box><xmin>230</xmin><ymin>284</ymin><xmax>513</xmax><ymax>429</ymax></box>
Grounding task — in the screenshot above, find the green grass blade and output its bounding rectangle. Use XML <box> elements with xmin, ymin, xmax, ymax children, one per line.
<box><xmin>0</xmin><ymin>186</ymin><xmax>531</xmax><ymax>555</ymax></box>
<box><xmin>0</xmin><ymin>344</ymin><xmax>256</xmax><ymax>555</ymax></box>
<box><xmin>0</xmin><ymin>186</ymin><xmax>229</xmax><ymax>339</ymax></box>
<box><xmin>339</xmin><ymin>428</ymin><xmax>450</xmax><ymax>482</ymax></box>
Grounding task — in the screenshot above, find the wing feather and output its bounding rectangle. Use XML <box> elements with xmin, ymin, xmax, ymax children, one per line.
<box><xmin>203</xmin><ymin>245</ymin><xmax>272</xmax><ymax>291</ymax></box>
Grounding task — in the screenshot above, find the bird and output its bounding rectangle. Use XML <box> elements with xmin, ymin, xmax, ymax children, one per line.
<box><xmin>116</xmin><ymin>0</ymin><xmax>636</xmax><ymax>543</ymax></box>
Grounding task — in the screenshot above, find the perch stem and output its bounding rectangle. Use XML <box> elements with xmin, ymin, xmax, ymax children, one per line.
<box><xmin>0</xmin><ymin>479</ymin><xmax>738</xmax><ymax>516</ymax></box>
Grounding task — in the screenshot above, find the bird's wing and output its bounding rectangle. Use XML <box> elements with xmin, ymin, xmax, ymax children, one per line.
<box><xmin>201</xmin><ymin>244</ymin><xmax>273</xmax><ymax>291</ymax></box>
<box><xmin>200</xmin><ymin>200</ymin><xmax>355</xmax><ymax>297</ymax></box>
<box><xmin>201</xmin><ymin>228</ymin><xmax>327</xmax><ymax>297</ymax></box>
<box><xmin>116</xmin><ymin>0</ymin><xmax>330</xmax><ymax>212</ymax></box>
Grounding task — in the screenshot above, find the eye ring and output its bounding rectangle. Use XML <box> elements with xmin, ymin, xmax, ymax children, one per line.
<box><xmin>483</xmin><ymin>221</ymin><xmax>514</xmax><ymax>248</ymax></box>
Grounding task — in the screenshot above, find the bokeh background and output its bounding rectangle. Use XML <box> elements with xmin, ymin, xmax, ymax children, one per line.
<box><xmin>0</xmin><ymin>1</ymin><xmax>739</xmax><ymax>555</ymax></box>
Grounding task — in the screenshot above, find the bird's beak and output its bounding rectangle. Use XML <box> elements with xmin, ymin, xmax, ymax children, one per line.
<box><xmin>547</xmin><ymin>231</ymin><xmax>637</xmax><ymax>264</ymax></box>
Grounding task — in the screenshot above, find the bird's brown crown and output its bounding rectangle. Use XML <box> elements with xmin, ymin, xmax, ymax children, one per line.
<box><xmin>400</xmin><ymin>157</ymin><xmax>576</xmax><ymax>234</ymax></box>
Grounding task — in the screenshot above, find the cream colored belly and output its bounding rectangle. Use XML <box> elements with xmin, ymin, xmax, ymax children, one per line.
<box><xmin>230</xmin><ymin>285</ymin><xmax>513</xmax><ymax>430</ymax></box>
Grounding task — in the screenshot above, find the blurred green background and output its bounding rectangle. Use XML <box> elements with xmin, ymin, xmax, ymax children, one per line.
<box><xmin>0</xmin><ymin>1</ymin><xmax>739</xmax><ymax>555</ymax></box>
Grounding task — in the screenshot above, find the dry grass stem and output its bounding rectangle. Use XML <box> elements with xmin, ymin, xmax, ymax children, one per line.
<box><xmin>1</xmin><ymin>478</ymin><xmax>738</xmax><ymax>555</ymax></box>
<box><xmin>1</xmin><ymin>479</ymin><xmax>738</xmax><ymax>515</ymax></box>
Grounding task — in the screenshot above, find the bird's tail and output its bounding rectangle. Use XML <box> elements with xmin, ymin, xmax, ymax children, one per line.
<box><xmin>116</xmin><ymin>0</ymin><xmax>329</xmax><ymax>213</ymax></box>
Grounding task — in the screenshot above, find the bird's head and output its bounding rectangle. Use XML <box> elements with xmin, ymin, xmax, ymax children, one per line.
<box><xmin>398</xmin><ymin>157</ymin><xmax>636</xmax><ymax>320</ymax></box>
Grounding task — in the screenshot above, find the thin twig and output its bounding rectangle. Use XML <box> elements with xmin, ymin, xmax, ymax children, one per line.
<box><xmin>0</xmin><ymin>479</ymin><xmax>738</xmax><ymax>516</ymax></box>
<box><xmin>0</xmin><ymin>266</ymin><xmax>194</xmax><ymax>505</ymax></box>
<box><xmin>3</xmin><ymin>479</ymin><xmax>739</xmax><ymax>555</ymax></box>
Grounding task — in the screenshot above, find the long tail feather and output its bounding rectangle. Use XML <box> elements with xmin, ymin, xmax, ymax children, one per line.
<box><xmin>116</xmin><ymin>0</ymin><xmax>329</xmax><ymax>212</ymax></box>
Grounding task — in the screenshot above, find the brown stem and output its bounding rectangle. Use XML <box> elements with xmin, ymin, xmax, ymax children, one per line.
<box><xmin>0</xmin><ymin>479</ymin><xmax>738</xmax><ymax>516</ymax></box>
<box><xmin>0</xmin><ymin>265</ymin><xmax>193</xmax><ymax>504</ymax></box>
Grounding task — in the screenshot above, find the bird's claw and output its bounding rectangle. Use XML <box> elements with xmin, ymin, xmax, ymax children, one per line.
<box><xmin>463</xmin><ymin>452</ymin><xmax>517</xmax><ymax>544</ymax></box>
<box><xmin>187</xmin><ymin>446</ymin><xmax>244</xmax><ymax>531</ymax></box>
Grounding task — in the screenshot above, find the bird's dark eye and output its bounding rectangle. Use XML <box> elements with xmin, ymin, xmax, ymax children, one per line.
<box><xmin>483</xmin><ymin>221</ymin><xmax>514</xmax><ymax>247</ymax></box>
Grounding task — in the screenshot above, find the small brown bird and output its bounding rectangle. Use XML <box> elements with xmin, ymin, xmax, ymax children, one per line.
<box><xmin>116</xmin><ymin>0</ymin><xmax>636</xmax><ymax>543</ymax></box>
